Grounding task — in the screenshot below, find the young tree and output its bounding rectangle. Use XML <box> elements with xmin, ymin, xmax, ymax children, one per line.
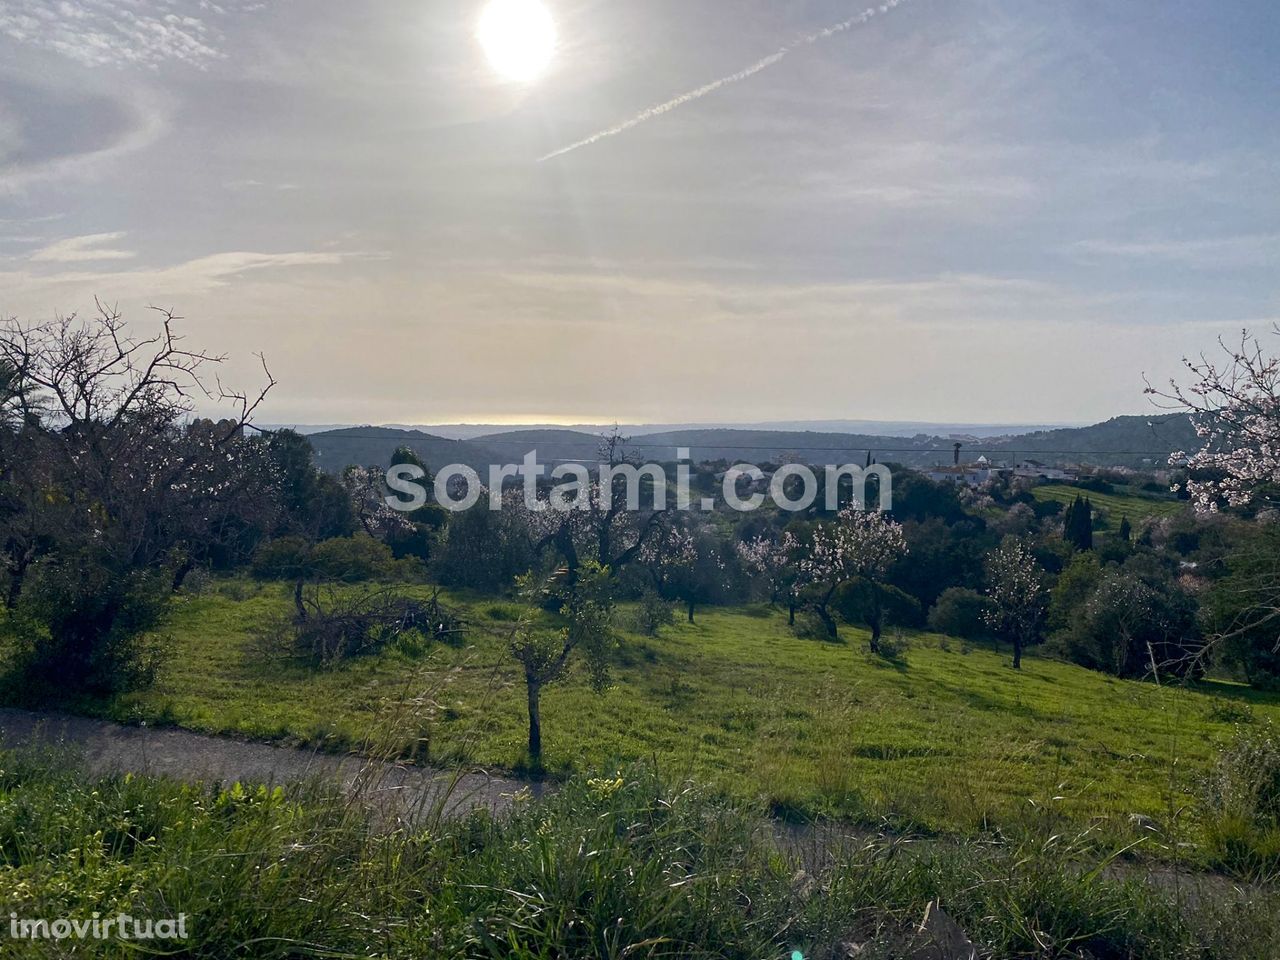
<box><xmin>510</xmin><ymin>562</ymin><xmax>616</xmax><ymax>767</ymax></box>
<box><xmin>983</xmin><ymin>538</ymin><xmax>1048</xmax><ymax>670</ymax></box>
<box><xmin>639</xmin><ymin>525</ymin><xmax>725</xmax><ymax>623</ymax></box>
<box><xmin>736</xmin><ymin>534</ymin><xmax>802</xmax><ymax>625</ymax></box>
<box><xmin>798</xmin><ymin>507</ymin><xmax>907</xmax><ymax>649</ymax></box>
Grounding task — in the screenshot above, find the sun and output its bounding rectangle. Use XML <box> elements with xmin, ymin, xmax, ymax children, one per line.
<box><xmin>477</xmin><ymin>0</ymin><xmax>557</xmax><ymax>83</ymax></box>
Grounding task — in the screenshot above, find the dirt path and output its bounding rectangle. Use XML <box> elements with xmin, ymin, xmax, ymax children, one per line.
<box><xmin>0</xmin><ymin>707</ymin><xmax>547</xmax><ymax>823</ymax></box>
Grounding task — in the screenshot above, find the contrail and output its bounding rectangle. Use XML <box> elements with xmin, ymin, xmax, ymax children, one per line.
<box><xmin>538</xmin><ymin>0</ymin><xmax>912</xmax><ymax>162</ymax></box>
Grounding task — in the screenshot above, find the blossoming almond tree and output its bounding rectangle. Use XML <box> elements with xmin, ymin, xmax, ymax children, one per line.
<box><xmin>736</xmin><ymin>534</ymin><xmax>802</xmax><ymax>625</ymax></box>
<box><xmin>1147</xmin><ymin>328</ymin><xmax>1280</xmax><ymax>511</ymax></box>
<box><xmin>799</xmin><ymin>507</ymin><xmax>907</xmax><ymax>648</ymax></box>
<box><xmin>983</xmin><ymin>538</ymin><xmax>1048</xmax><ymax>670</ymax></box>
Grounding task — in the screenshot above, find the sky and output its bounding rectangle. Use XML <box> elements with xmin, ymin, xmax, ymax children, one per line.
<box><xmin>0</xmin><ymin>0</ymin><xmax>1277</xmax><ymax>426</ymax></box>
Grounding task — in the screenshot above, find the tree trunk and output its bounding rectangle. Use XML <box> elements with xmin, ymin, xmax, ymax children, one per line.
<box><xmin>5</xmin><ymin>564</ymin><xmax>25</xmax><ymax>609</ymax></box>
<box><xmin>815</xmin><ymin>604</ymin><xmax>838</xmax><ymax>639</ymax></box>
<box><xmin>526</xmin><ymin>679</ymin><xmax>543</xmax><ymax>766</ymax></box>
<box><xmin>787</xmin><ymin>601</ymin><xmax>796</xmax><ymax>626</ymax></box>
<box><xmin>171</xmin><ymin>555</ymin><xmax>195</xmax><ymax>593</ymax></box>
<box><xmin>293</xmin><ymin>579</ymin><xmax>307</xmax><ymax>622</ymax></box>
<box><xmin>868</xmin><ymin>590</ymin><xmax>884</xmax><ymax>655</ymax></box>
<box><xmin>1012</xmin><ymin>637</ymin><xmax>1022</xmax><ymax>670</ymax></box>
<box><xmin>686</xmin><ymin>599</ymin><xmax>695</xmax><ymax>623</ymax></box>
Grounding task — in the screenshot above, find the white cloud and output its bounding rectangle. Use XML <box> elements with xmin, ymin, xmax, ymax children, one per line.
<box><xmin>29</xmin><ymin>231</ymin><xmax>135</xmax><ymax>262</ymax></box>
<box><xmin>0</xmin><ymin>0</ymin><xmax>265</xmax><ymax>69</ymax></box>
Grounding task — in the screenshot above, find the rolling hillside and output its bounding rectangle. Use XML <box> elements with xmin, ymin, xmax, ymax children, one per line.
<box><xmin>304</xmin><ymin>415</ymin><xmax>1199</xmax><ymax>473</ymax></box>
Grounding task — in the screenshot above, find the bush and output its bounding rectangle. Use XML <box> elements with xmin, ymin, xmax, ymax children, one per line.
<box><xmin>1201</xmin><ymin>720</ymin><xmax>1280</xmax><ymax>877</ymax></box>
<box><xmin>251</xmin><ymin>536</ymin><xmax>314</xmax><ymax>580</ymax></box>
<box><xmin>311</xmin><ymin>534</ymin><xmax>397</xmax><ymax>582</ymax></box>
<box><xmin>633</xmin><ymin>588</ymin><xmax>676</xmax><ymax>637</ymax></box>
<box><xmin>927</xmin><ymin>587</ymin><xmax>995</xmax><ymax>641</ymax></box>
<box><xmin>435</xmin><ymin>507</ymin><xmax>532</xmax><ymax>591</ymax></box>
<box><xmin>2</xmin><ymin>555</ymin><xmax>168</xmax><ymax>699</ymax></box>
<box><xmin>833</xmin><ymin>579</ymin><xmax>924</xmax><ymax>630</ymax></box>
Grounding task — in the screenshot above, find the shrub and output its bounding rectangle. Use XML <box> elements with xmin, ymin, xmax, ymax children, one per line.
<box><xmin>927</xmin><ymin>587</ymin><xmax>994</xmax><ymax>641</ymax></box>
<box><xmin>633</xmin><ymin>588</ymin><xmax>676</xmax><ymax>637</ymax></box>
<box><xmin>2</xmin><ymin>554</ymin><xmax>168</xmax><ymax>700</ymax></box>
<box><xmin>833</xmin><ymin>579</ymin><xmax>923</xmax><ymax>630</ymax></box>
<box><xmin>311</xmin><ymin>535</ymin><xmax>397</xmax><ymax>582</ymax></box>
<box><xmin>1201</xmin><ymin>720</ymin><xmax>1280</xmax><ymax>877</ymax></box>
<box><xmin>251</xmin><ymin>536</ymin><xmax>314</xmax><ymax>580</ymax></box>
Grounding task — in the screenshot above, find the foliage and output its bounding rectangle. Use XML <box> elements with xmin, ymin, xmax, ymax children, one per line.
<box><xmin>436</xmin><ymin>504</ymin><xmax>533</xmax><ymax>591</ymax></box>
<box><xmin>927</xmin><ymin>587</ymin><xmax>995</xmax><ymax>641</ymax></box>
<box><xmin>512</xmin><ymin>562</ymin><xmax>618</xmax><ymax>764</ymax></box>
<box><xmin>797</xmin><ymin>507</ymin><xmax>908</xmax><ymax>644</ymax></box>
<box><xmin>632</xmin><ymin>587</ymin><xmax>676</xmax><ymax>636</ymax></box>
<box><xmin>983</xmin><ymin>537</ymin><xmax>1048</xmax><ymax>669</ymax></box>
<box><xmin>1052</xmin><ymin>555</ymin><xmax>1202</xmax><ymax>680</ymax></box>
<box><xmin>2</xmin><ymin>552</ymin><xmax>170</xmax><ymax>698</ymax></box>
<box><xmin>833</xmin><ymin>578</ymin><xmax>923</xmax><ymax>632</ymax></box>
<box><xmin>1205</xmin><ymin>522</ymin><xmax>1280</xmax><ymax>690</ymax></box>
<box><xmin>0</xmin><ymin>308</ymin><xmax>274</xmax><ymax>694</ymax></box>
<box><xmin>1200</xmin><ymin>720</ymin><xmax>1280</xmax><ymax>877</ymax></box>
<box><xmin>1062</xmin><ymin>494</ymin><xmax>1094</xmax><ymax>551</ymax></box>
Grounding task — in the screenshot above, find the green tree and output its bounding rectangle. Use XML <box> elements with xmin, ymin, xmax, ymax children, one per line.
<box><xmin>511</xmin><ymin>563</ymin><xmax>616</xmax><ymax>767</ymax></box>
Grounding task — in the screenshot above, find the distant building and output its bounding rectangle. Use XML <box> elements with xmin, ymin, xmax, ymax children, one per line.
<box><xmin>1012</xmin><ymin>459</ymin><xmax>1076</xmax><ymax>482</ymax></box>
<box><xmin>926</xmin><ymin>456</ymin><xmax>1007</xmax><ymax>487</ymax></box>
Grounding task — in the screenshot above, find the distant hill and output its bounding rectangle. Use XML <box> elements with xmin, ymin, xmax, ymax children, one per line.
<box><xmin>981</xmin><ymin>414</ymin><xmax>1197</xmax><ymax>468</ymax></box>
<box><xmin>389</xmin><ymin>419</ymin><xmax>1076</xmax><ymax>441</ymax></box>
<box><xmin>303</xmin><ymin>415</ymin><xmax>1197</xmax><ymax>473</ymax></box>
<box><xmin>306</xmin><ymin>427</ymin><xmax>503</xmax><ymax>474</ymax></box>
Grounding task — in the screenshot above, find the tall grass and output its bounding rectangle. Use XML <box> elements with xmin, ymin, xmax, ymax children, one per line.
<box><xmin>1</xmin><ymin>751</ymin><xmax>1276</xmax><ymax>959</ymax></box>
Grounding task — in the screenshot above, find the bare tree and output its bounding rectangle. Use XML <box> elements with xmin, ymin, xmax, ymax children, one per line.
<box><xmin>0</xmin><ymin>304</ymin><xmax>275</xmax><ymax>691</ymax></box>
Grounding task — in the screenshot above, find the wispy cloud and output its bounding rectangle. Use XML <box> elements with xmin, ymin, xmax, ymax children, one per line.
<box><xmin>29</xmin><ymin>231</ymin><xmax>136</xmax><ymax>262</ymax></box>
<box><xmin>1071</xmin><ymin>234</ymin><xmax>1280</xmax><ymax>268</ymax></box>
<box><xmin>0</xmin><ymin>0</ymin><xmax>264</xmax><ymax>69</ymax></box>
<box><xmin>4</xmin><ymin>247</ymin><xmax>385</xmax><ymax>301</ymax></box>
<box><xmin>539</xmin><ymin>0</ymin><xmax>913</xmax><ymax>161</ymax></box>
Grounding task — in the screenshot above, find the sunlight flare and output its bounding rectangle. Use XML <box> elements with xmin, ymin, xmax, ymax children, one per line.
<box><xmin>476</xmin><ymin>0</ymin><xmax>556</xmax><ymax>83</ymax></box>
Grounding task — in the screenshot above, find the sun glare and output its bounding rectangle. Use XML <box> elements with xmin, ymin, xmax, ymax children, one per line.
<box><xmin>477</xmin><ymin>0</ymin><xmax>557</xmax><ymax>83</ymax></box>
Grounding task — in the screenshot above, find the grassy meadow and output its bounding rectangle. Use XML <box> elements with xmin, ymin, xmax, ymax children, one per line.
<box><xmin>1029</xmin><ymin>483</ymin><xmax>1187</xmax><ymax>524</ymax></box>
<box><xmin>62</xmin><ymin>578</ymin><xmax>1280</xmax><ymax>858</ymax></box>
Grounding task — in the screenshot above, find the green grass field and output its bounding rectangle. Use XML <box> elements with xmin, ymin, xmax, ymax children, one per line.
<box><xmin>1030</xmin><ymin>483</ymin><xmax>1188</xmax><ymax>523</ymax></box>
<box><xmin>71</xmin><ymin>579</ymin><xmax>1280</xmax><ymax>855</ymax></box>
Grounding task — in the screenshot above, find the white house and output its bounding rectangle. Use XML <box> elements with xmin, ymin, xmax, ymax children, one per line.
<box><xmin>1012</xmin><ymin>459</ymin><xmax>1076</xmax><ymax>482</ymax></box>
